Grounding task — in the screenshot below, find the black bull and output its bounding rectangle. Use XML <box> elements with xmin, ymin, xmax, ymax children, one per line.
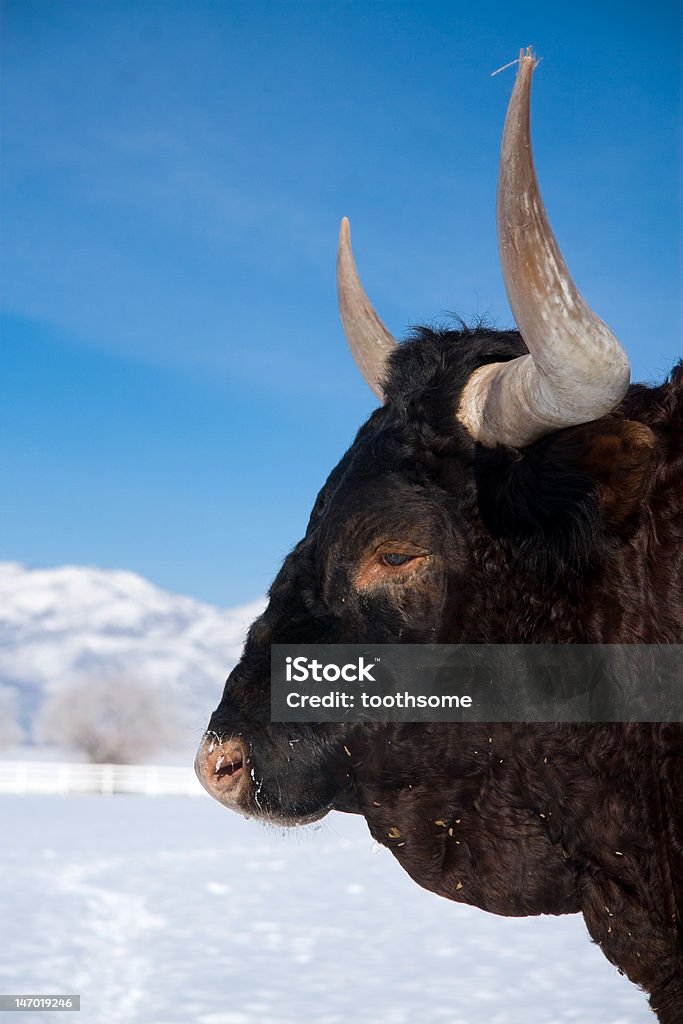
<box><xmin>195</xmin><ymin>56</ymin><xmax>683</xmax><ymax>1023</ymax></box>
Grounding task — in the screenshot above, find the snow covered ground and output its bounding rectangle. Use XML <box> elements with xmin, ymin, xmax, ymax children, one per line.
<box><xmin>0</xmin><ymin>795</ymin><xmax>649</xmax><ymax>1024</ymax></box>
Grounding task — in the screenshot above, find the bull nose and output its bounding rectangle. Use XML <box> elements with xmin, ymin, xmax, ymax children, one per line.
<box><xmin>195</xmin><ymin>733</ymin><xmax>248</xmax><ymax>808</ymax></box>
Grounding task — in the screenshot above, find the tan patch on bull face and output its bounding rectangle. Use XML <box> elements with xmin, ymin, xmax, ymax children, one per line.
<box><xmin>354</xmin><ymin>541</ymin><xmax>432</xmax><ymax>591</ymax></box>
<box><xmin>582</xmin><ymin>420</ymin><xmax>655</xmax><ymax>525</ymax></box>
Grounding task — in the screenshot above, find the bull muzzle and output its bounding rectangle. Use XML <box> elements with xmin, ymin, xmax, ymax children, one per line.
<box><xmin>194</xmin><ymin>733</ymin><xmax>249</xmax><ymax>810</ymax></box>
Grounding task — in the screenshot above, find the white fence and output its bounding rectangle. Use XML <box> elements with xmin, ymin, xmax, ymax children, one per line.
<box><xmin>0</xmin><ymin>760</ymin><xmax>207</xmax><ymax>797</ymax></box>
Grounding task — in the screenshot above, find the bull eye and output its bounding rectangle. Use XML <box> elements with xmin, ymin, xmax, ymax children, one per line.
<box><xmin>380</xmin><ymin>553</ymin><xmax>416</xmax><ymax>568</ymax></box>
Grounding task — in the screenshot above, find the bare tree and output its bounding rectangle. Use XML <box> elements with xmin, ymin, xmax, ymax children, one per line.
<box><xmin>35</xmin><ymin>678</ymin><xmax>179</xmax><ymax>763</ymax></box>
<box><xmin>0</xmin><ymin>687</ymin><xmax>23</xmax><ymax>751</ymax></box>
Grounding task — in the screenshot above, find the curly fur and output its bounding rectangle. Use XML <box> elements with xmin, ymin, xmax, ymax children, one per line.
<box><xmin>206</xmin><ymin>327</ymin><xmax>683</xmax><ymax>1021</ymax></box>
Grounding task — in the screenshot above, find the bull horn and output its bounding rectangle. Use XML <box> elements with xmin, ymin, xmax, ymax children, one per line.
<box><xmin>337</xmin><ymin>217</ymin><xmax>398</xmax><ymax>401</ymax></box>
<box><xmin>458</xmin><ymin>48</ymin><xmax>630</xmax><ymax>448</ymax></box>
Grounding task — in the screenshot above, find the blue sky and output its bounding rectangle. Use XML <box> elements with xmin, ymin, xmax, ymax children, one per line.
<box><xmin>2</xmin><ymin>1</ymin><xmax>680</xmax><ymax>606</ymax></box>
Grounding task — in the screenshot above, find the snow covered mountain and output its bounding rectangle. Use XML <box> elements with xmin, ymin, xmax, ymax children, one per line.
<box><xmin>0</xmin><ymin>562</ymin><xmax>264</xmax><ymax>741</ymax></box>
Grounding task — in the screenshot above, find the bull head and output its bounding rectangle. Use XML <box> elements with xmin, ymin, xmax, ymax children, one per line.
<box><xmin>192</xmin><ymin>51</ymin><xmax>683</xmax><ymax>1019</ymax></box>
<box><xmin>195</xmin><ymin>48</ymin><xmax>656</xmax><ymax>824</ymax></box>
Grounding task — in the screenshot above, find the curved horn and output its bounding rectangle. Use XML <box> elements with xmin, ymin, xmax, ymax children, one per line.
<box><xmin>458</xmin><ymin>48</ymin><xmax>630</xmax><ymax>448</ymax></box>
<box><xmin>337</xmin><ymin>217</ymin><xmax>398</xmax><ymax>401</ymax></box>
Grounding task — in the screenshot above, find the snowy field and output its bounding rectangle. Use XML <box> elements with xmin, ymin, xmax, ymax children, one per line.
<box><xmin>1</xmin><ymin>795</ymin><xmax>649</xmax><ymax>1024</ymax></box>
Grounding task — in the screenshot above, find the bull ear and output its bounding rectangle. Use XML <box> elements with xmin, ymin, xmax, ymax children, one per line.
<box><xmin>580</xmin><ymin>420</ymin><xmax>655</xmax><ymax>525</ymax></box>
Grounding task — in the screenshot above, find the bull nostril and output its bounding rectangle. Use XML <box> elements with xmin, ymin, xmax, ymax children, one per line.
<box><xmin>214</xmin><ymin>754</ymin><xmax>243</xmax><ymax>778</ymax></box>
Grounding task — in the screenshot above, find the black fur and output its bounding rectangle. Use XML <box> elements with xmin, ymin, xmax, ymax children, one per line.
<box><xmin>204</xmin><ymin>327</ymin><xmax>683</xmax><ymax>1021</ymax></box>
